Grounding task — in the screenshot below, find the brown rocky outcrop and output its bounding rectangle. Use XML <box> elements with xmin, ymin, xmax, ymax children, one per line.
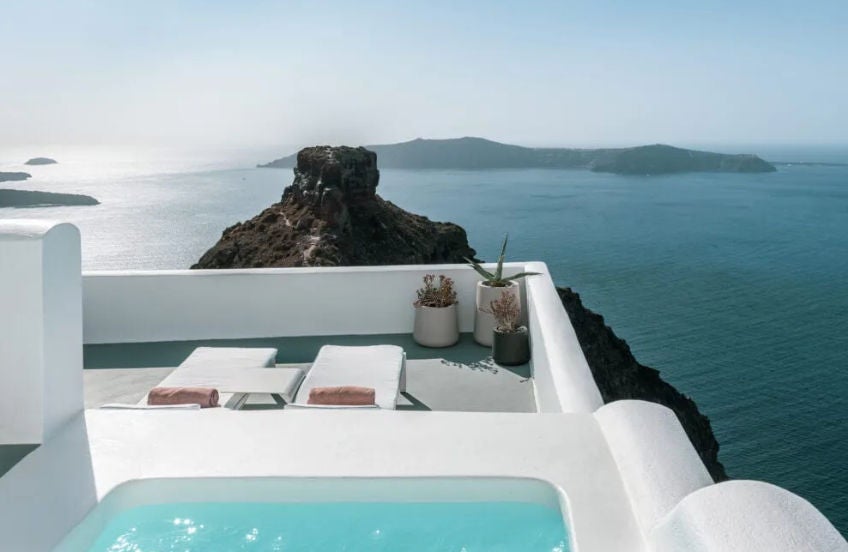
<box><xmin>192</xmin><ymin>146</ymin><xmax>476</xmax><ymax>268</ymax></box>
<box><xmin>558</xmin><ymin>286</ymin><xmax>728</xmax><ymax>482</ymax></box>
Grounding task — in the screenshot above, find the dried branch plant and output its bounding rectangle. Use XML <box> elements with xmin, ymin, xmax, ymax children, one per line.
<box><xmin>414</xmin><ymin>274</ymin><xmax>458</xmax><ymax>308</ymax></box>
<box><xmin>487</xmin><ymin>290</ymin><xmax>522</xmax><ymax>332</ymax></box>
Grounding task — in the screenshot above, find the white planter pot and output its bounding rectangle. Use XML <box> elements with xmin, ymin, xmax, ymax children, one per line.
<box><xmin>474</xmin><ymin>280</ymin><xmax>520</xmax><ymax>346</ymax></box>
<box><xmin>413</xmin><ymin>303</ymin><xmax>459</xmax><ymax>348</ymax></box>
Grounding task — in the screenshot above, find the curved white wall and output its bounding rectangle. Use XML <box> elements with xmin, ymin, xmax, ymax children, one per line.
<box><xmin>650</xmin><ymin>480</ymin><xmax>848</xmax><ymax>552</ymax></box>
<box><xmin>594</xmin><ymin>400</ymin><xmax>713</xmax><ymax>540</ymax></box>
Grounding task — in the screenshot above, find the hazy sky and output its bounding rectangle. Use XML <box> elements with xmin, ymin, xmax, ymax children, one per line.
<box><xmin>2</xmin><ymin>0</ymin><xmax>846</xmax><ymax>150</ymax></box>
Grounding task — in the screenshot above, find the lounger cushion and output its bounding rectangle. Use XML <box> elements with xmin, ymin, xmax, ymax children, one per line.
<box><xmin>179</xmin><ymin>347</ymin><xmax>277</xmax><ymax>369</ymax></box>
<box><xmin>294</xmin><ymin>345</ymin><xmax>405</xmax><ymax>410</ymax></box>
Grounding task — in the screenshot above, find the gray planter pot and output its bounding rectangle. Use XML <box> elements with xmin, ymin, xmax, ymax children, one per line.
<box><xmin>492</xmin><ymin>326</ymin><xmax>530</xmax><ymax>365</ymax></box>
<box><xmin>413</xmin><ymin>303</ymin><xmax>459</xmax><ymax>348</ymax></box>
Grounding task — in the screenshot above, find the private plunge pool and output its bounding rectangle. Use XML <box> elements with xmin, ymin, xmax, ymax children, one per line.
<box><xmin>55</xmin><ymin>477</ymin><xmax>572</xmax><ymax>552</ymax></box>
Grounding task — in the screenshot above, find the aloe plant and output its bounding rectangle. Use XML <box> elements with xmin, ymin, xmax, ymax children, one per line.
<box><xmin>465</xmin><ymin>234</ymin><xmax>540</xmax><ymax>287</ymax></box>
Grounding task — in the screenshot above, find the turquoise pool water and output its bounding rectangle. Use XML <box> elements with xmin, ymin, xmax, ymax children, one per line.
<box><xmin>88</xmin><ymin>501</ymin><xmax>569</xmax><ymax>551</ymax></box>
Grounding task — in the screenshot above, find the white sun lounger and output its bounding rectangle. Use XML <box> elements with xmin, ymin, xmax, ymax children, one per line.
<box><xmin>293</xmin><ymin>345</ymin><xmax>406</xmax><ymax>410</ymax></box>
<box><xmin>136</xmin><ymin>347</ymin><xmax>304</xmax><ymax>409</ymax></box>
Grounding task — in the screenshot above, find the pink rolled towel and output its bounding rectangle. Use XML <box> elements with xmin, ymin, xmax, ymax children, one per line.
<box><xmin>308</xmin><ymin>386</ymin><xmax>376</xmax><ymax>406</ymax></box>
<box><xmin>147</xmin><ymin>387</ymin><xmax>219</xmax><ymax>408</ymax></box>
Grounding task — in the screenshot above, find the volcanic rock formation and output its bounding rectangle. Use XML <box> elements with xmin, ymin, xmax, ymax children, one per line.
<box><xmin>193</xmin><ymin>146</ymin><xmax>476</xmax><ymax>268</ymax></box>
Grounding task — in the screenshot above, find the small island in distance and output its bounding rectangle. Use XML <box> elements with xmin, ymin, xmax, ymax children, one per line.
<box><xmin>24</xmin><ymin>157</ymin><xmax>58</xmax><ymax>166</ymax></box>
<box><xmin>0</xmin><ymin>189</ymin><xmax>99</xmax><ymax>208</ymax></box>
<box><xmin>259</xmin><ymin>137</ymin><xmax>776</xmax><ymax>175</ymax></box>
<box><xmin>0</xmin><ymin>172</ymin><xmax>32</xmax><ymax>183</ymax></box>
<box><xmin>1</xmin><ymin>159</ymin><xmax>98</xmax><ymax>207</ymax></box>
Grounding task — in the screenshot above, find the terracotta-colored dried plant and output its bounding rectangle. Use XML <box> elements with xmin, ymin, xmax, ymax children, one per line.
<box><xmin>487</xmin><ymin>290</ymin><xmax>521</xmax><ymax>332</ymax></box>
<box><xmin>414</xmin><ymin>274</ymin><xmax>458</xmax><ymax>308</ymax></box>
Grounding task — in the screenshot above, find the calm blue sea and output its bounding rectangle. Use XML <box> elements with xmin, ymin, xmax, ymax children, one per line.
<box><xmin>2</xmin><ymin>145</ymin><xmax>846</xmax><ymax>535</ymax></box>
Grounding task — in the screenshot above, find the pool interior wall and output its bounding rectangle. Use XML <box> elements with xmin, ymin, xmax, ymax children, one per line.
<box><xmin>54</xmin><ymin>477</ymin><xmax>572</xmax><ymax>551</ymax></box>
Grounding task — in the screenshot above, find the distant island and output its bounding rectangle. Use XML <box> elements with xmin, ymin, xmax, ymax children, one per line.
<box><xmin>24</xmin><ymin>157</ymin><xmax>57</xmax><ymax>166</ymax></box>
<box><xmin>259</xmin><ymin>137</ymin><xmax>776</xmax><ymax>175</ymax></box>
<box><xmin>0</xmin><ymin>172</ymin><xmax>32</xmax><ymax>183</ymax></box>
<box><xmin>0</xmin><ymin>189</ymin><xmax>99</xmax><ymax>208</ymax></box>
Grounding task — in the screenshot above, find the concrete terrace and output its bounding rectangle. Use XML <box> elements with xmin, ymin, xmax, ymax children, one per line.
<box><xmin>83</xmin><ymin>334</ymin><xmax>536</xmax><ymax>412</ymax></box>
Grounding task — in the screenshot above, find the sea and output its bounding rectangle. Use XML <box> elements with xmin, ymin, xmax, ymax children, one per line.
<box><xmin>2</xmin><ymin>144</ymin><xmax>846</xmax><ymax>535</ymax></box>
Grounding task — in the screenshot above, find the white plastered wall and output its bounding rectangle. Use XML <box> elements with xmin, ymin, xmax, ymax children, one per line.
<box><xmin>0</xmin><ymin>220</ymin><xmax>83</xmax><ymax>444</ymax></box>
<box><xmin>82</xmin><ymin>263</ymin><xmax>529</xmax><ymax>343</ymax></box>
<box><xmin>525</xmin><ymin>261</ymin><xmax>603</xmax><ymax>413</ymax></box>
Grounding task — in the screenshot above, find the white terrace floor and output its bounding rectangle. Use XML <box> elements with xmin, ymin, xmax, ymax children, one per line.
<box><xmin>18</xmin><ymin>408</ymin><xmax>644</xmax><ymax>552</ymax></box>
<box><xmin>83</xmin><ymin>333</ymin><xmax>537</xmax><ymax>412</ymax></box>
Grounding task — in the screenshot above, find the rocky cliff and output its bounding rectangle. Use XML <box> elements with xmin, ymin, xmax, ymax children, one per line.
<box><xmin>193</xmin><ymin>146</ymin><xmax>476</xmax><ymax>268</ymax></box>
<box><xmin>558</xmin><ymin>286</ymin><xmax>727</xmax><ymax>481</ymax></box>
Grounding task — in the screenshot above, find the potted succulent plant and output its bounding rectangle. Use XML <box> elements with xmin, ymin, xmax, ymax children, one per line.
<box><xmin>487</xmin><ymin>290</ymin><xmax>530</xmax><ymax>365</ymax></box>
<box><xmin>465</xmin><ymin>235</ymin><xmax>539</xmax><ymax>346</ymax></box>
<box><xmin>413</xmin><ymin>274</ymin><xmax>459</xmax><ymax>348</ymax></box>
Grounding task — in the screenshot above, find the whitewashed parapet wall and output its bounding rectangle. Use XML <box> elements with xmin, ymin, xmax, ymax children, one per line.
<box><xmin>524</xmin><ymin>261</ymin><xmax>603</xmax><ymax>413</ymax></box>
<box><xmin>82</xmin><ymin>264</ymin><xmax>530</xmax><ymax>343</ymax></box>
<box><xmin>0</xmin><ymin>220</ymin><xmax>83</xmax><ymax>444</ymax></box>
